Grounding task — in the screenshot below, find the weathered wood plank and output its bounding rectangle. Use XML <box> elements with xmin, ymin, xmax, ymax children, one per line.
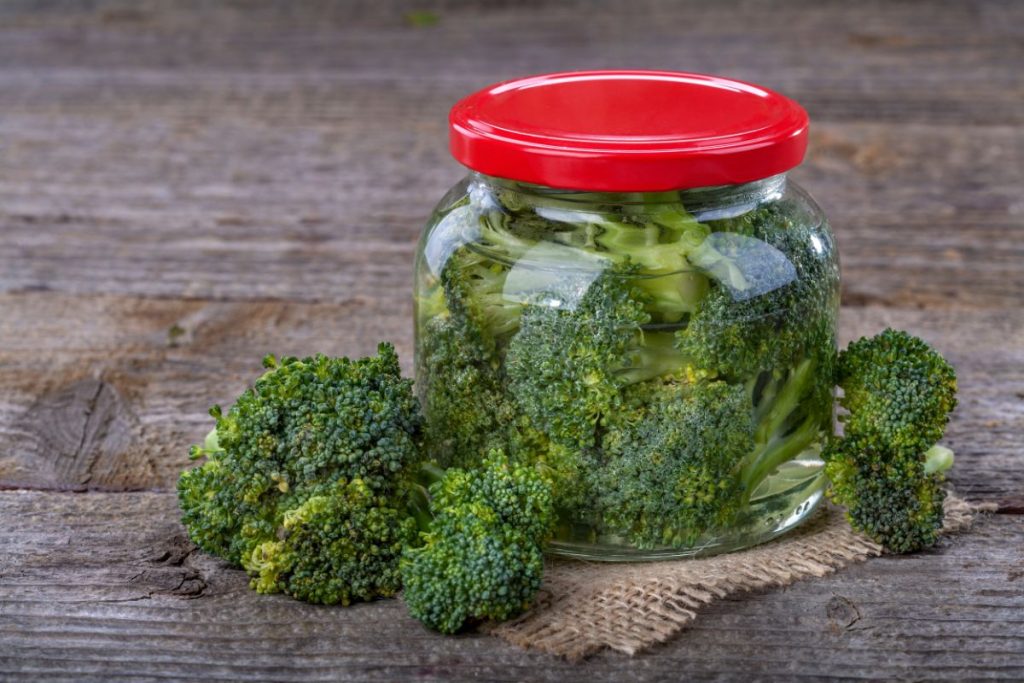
<box><xmin>0</xmin><ymin>293</ymin><xmax>413</xmax><ymax>491</ymax></box>
<box><xmin>0</xmin><ymin>491</ymin><xmax>1020</xmax><ymax>682</ymax></box>
<box><xmin>0</xmin><ymin>0</ymin><xmax>1020</xmax><ymax>124</ymax></box>
<box><xmin>0</xmin><ymin>3</ymin><xmax>1021</xmax><ymax>308</ymax></box>
<box><xmin>1</xmin><ymin>116</ymin><xmax>1020</xmax><ymax>307</ymax></box>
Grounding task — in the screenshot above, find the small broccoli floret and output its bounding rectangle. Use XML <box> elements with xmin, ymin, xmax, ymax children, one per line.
<box><xmin>244</xmin><ymin>478</ymin><xmax>416</xmax><ymax>604</ymax></box>
<box><xmin>502</xmin><ymin>268</ymin><xmax>660</xmax><ymax>510</ymax></box>
<box><xmin>506</xmin><ymin>268</ymin><xmax>651</xmax><ymax>452</ymax></box>
<box><xmin>418</xmin><ymin>310</ymin><xmax>509</xmax><ymax>468</ymax></box>
<box><xmin>824</xmin><ymin>437</ymin><xmax>952</xmax><ymax>553</ymax></box>
<box><xmin>401</xmin><ymin>451</ymin><xmax>555</xmax><ymax>634</ymax></box>
<box><xmin>417</xmin><ymin>246</ymin><xmax>519</xmax><ymax>468</ymax></box>
<box><xmin>594</xmin><ymin>378</ymin><xmax>755</xmax><ymax>547</ymax></box>
<box><xmin>442</xmin><ymin>246</ymin><xmax>523</xmax><ymax>339</ymax></box>
<box><xmin>177</xmin><ymin>343</ymin><xmax>423</xmax><ymax>604</ymax></box>
<box><xmin>823</xmin><ymin>329</ymin><xmax>958</xmax><ymax>553</ymax></box>
<box><xmin>836</xmin><ymin>328</ymin><xmax>958</xmax><ymax>456</ymax></box>
<box><xmin>677</xmin><ymin>203</ymin><xmax>839</xmax><ymax>380</ymax></box>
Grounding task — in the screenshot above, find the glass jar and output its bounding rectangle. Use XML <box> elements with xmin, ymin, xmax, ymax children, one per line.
<box><xmin>414</xmin><ymin>72</ymin><xmax>839</xmax><ymax>560</ymax></box>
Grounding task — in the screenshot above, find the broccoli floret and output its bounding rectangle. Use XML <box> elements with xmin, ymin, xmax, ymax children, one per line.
<box><xmin>503</xmin><ymin>268</ymin><xmax>658</xmax><ymax>509</ymax></box>
<box><xmin>401</xmin><ymin>451</ymin><xmax>555</xmax><ymax>634</ymax></box>
<box><xmin>505</xmin><ymin>268</ymin><xmax>651</xmax><ymax>451</ymax></box>
<box><xmin>677</xmin><ymin>203</ymin><xmax>839</xmax><ymax>381</ymax></box>
<box><xmin>835</xmin><ymin>328</ymin><xmax>957</xmax><ymax>456</ymax></box>
<box><xmin>824</xmin><ymin>437</ymin><xmax>952</xmax><ymax>553</ymax></box>
<box><xmin>823</xmin><ymin>329</ymin><xmax>958</xmax><ymax>553</ymax></box>
<box><xmin>418</xmin><ymin>310</ymin><xmax>508</xmax><ymax>468</ymax></box>
<box><xmin>417</xmin><ymin>246</ymin><xmax>519</xmax><ymax>468</ymax></box>
<box><xmin>177</xmin><ymin>343</ymin><xmax>423</xmax><ymax>604</ymax></box>
<box><xmin>594</xmin><ymin>378</ymin><xmax>755</xmax><ymax>547</ymax></box>
<box><xmin>441</xmin><ymin>246</ymin><xmax>523</xmax><ymax>339</ymax></box>
<box><xmin>592</xmin><ymin>357</ymin><xmax>833</xmax><ymax>548</ymax></box>
<box><xmin>244</xmin><ymin>479</ymin><xmax>416</xmax><ymax>604</ymax></box>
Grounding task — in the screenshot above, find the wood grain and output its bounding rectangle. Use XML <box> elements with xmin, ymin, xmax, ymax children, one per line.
<box><xmin>0</xmin><ymin>491</ymin><xmax>1020</xmax><ymax>682</ymax></box>
<box><xmin>0</xmin><ymin>0</ymin><xmax>1021</xmax><ymax>680</ymax></box>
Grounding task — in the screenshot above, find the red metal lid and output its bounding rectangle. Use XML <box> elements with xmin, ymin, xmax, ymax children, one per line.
<box><xmin>449</xmin><ymin>70</ymin><xmax>809</xmax><ymax>192</ymax></box>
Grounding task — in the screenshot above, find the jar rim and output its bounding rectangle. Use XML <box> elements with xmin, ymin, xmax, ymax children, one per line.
<box><xmin>450</xmin><ymin>70</ymin><xmax>808</xmax><ymax>193</ymax></box>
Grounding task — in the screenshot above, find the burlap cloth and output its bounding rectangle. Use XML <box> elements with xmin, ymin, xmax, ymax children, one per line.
<box><xmin>491</xmin><ymin>495</ymin><xmax>992</xmax><ymax>660</ymax></box>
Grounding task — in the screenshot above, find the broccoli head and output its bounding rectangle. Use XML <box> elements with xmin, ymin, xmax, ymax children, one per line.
<box><xmin>836</xmin><ymin>328</ymin><xmax>957</xmax><ymax>456</ymax></box>
<box><xmin>824</xmin><ymin>329</ymin><xmax>958</xmax><ymax>553</ymax></box>
<box><xmin>594</xmin><ymin>378</ymin><xmax>755</xmax><ymax>548</ymax></box>
<box><xmin>417</xmin><ymin>245</ymin><xmax>520</xmax><ymax>469</ymax></box>
<box><xmin>177</xmin><ymin>343</ymin><xmax>423</xmax><ymax>604</ymax></box>
<box><xmin>676</xmin><ymin>203</ymin><xmax>839</xmax><ymax>381</ymax></box>
<box><xmin>244</xmin><ymin>478</ymin><xmax>416</xmax><ymax>604</ymax></box>
<box><xmin>505</xmin><ymin>268</ymin><xmax>651</xmax><ymax>452</ymax></box>
<box><xmin>824</xmin><ymin>437</ymin><xmax>952</xmax><ymax>553</ymax></box>
<box><xmin>401</xmin><ymin>451</ymin><xmax>555</xmax><ymax>634</ymax></box>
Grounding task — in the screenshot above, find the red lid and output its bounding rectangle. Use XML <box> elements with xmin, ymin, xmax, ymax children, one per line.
<box><xmin>449</xmin><ymin>70</ymin><xmax>809</xmax><ymax>192</ymax></box>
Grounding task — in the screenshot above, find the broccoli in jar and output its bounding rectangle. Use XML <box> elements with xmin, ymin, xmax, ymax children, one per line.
<box><xmin>415</xmin><ymin>179</ymin><xmax>839</xmax><ymax>551</ymax></box>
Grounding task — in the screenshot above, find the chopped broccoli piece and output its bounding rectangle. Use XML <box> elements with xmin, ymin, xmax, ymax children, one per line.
<box><xmin>506</xmin><ymin>268</ymin><xmax>651</xmax><ymax>453</ymax></box>
<box><xmin>677</xmin><ymin>203</ymin><xmax>839</xmax><ymax>380</ymax></box>
<box><xmin>244</xmin><ymin>479</ymin><xmax>416</xmax><ymax>604</ymax></box>
<box><xmin>835</xmin><ymin>328</ymin><xmax>958</xmax><ymax>456</ymax></box>
<box><xmin>177</xmin><ymin>343</ymin><xmax>423</xmax><ymax>604</ymax></box>
<box><xmin>417</xmin><ymin>246</ymin><xmax>517</xmax><ymax>468</ymax></box>
<box><xmin>594</xmin><ymin>379</ymin><xmax>755</xmax><ymax>547</ymax></box>
<box><xmin>823</xmin><ymin>329</ymin><xmax>958</xmax><ymax>553</ymax></box>
<box><xmin>401</xmin><ymin>451</ymin><xmax>555</xmax><ymax>633</ymax></box>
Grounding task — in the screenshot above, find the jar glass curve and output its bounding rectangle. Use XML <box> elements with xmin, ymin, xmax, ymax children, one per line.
<box><xmin>414</xmin><ymin>173</ymin><xmax>839</xmax><ymax>560</ymax></box>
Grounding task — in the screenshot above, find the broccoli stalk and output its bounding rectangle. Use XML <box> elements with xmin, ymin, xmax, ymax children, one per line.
<box><xmin>740</xmin><ymin>357</ymin><xmax>825</xmax><ymax>496</ymax></box>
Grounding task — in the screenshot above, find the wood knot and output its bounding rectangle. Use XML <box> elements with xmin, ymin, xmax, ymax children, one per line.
<box><xmin>131</xmin><ymin>532</ymin><xmax>217</xmax><ymax>599</ymax></box>
<box><xmin>1</xmin><ymin>378</ymin><xmax>150</xmax><ymax>490</ymax></box>
<box><xmin>826</xmin><ymin>595</ymin><xmax>862</xmax><ymax>633</ymax></box>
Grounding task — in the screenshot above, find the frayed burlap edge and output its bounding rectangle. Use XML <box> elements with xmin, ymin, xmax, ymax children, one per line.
<box><xmin>491</xmin><ymin>495</ymin><xmax>994</xmax><ymax>661</ymax></box>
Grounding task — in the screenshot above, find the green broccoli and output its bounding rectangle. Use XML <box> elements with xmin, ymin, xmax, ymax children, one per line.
<box><xmin>505</xmin><ymin>268</ymin><xmax>651</xmax><ymax>453</ymax></box>
<box><xmin>177</xmin><ymin>343</ymin><xmax>423</xmax><ymax>605</ymax></box>
<box><xmin>417</xmin><ymin>308</ymin><xmax>507</xmax><ymax>468</ymax></box>
<box><xmin>594</xmin><ymin>378</ymin><xmax>755</xmax><ymax>547</ymax></box>
<box><xmin>244</xmin><ymin>479</ymin><xmax>416</xmax><ymax>604</ymax></box>
<box><xmin>835</xmin><ymin>328</ymin><xmax>957</xmax><ymax>456</ymax></box>
<box><xmin>591</xmin><ymin>354</ymin><xmax>832</xmax><ymax>548</ymax></box>
<box><xmin>401</xmin><ymin>450</ymin><xmax>555</xmax><ymax>633</ymax></box>
<box><xmin>676</xmin><ymin>203</ymin><xmax>840</xmax><ymax>381</ymax></box>
<box><xmin>823</xmin><ymin>329</ymin><xmax>958</xmax><ymax>553</ymax></box>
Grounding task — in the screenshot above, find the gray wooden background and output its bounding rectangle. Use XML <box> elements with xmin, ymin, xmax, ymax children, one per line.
<box><xmin>1</xmin><ymin>1</ymin><xmax>1022</xmax><ymax>680</ymax></box>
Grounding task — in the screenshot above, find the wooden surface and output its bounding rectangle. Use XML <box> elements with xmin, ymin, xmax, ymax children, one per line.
<box><xmin>1</xmin><ymin>1</ymin><xmax>1022</xmax><ymax>680</ymax></box>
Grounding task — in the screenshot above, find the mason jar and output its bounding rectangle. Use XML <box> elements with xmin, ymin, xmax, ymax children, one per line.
<box><xmin>414</xmin><ymin>71</ymin><xmax>839</xmax><ymax>560</ymax></box>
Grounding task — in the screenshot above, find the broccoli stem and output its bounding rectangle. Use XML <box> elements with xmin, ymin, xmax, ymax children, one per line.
<box><xmin>740</xmin><ymin>357</ymin><xmax>822</xmax><ymax>498</ymax></box>
<box><xmin>924</xmin><ymin>444</ymin><xmax>955</xmax><ymax>474</ymax></box>
<box><xmin>616</xmin><ymin>331</ymin><xmax>692</xmax><ymax>385</ymax></box>
<box><xmin>189</xmin><ymin>428</ymin><xmax>224</xmax><ymax>459</ymax></box>
<box><xmin>740</xmin><ymin>415</ymin><xmax>820</xmax><ymax>499</ymax></box>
